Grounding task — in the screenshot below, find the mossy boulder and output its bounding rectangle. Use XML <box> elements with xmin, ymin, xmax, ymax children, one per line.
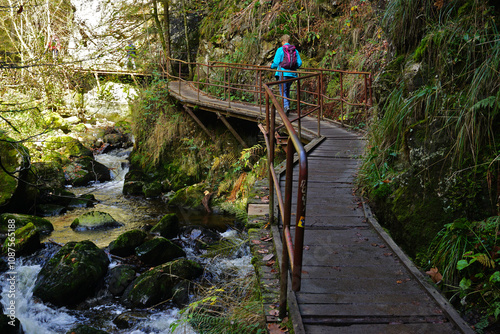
<box><xmin>135</xmin><ymin>237</ymin><xmax>186</xmax><ymax>266</ymax></box>
<box><xmin>143</xmin><ymin>181</ymin><xmax>162</xmax><ymax>198</ymax></box>
<box><xmin>2</xmin><ymin>223</ymin><xmax>40</xmax><ymax>256</ymax></box>
<box><xmin>121</xmin><ymin>258</ymin><xmax>203</xmax><ymax>308</ymax></box>
<box><xmin>71</xmin><ymin>211</ymin><xmax>123</xmax><ymax>231</ymax></box>
<box><xmin>123</xmin><ymin>181</ymin><xmax>144</xmax><ymax>196</ymax></box>
<box><xmin>31</xmin><ymin>162</ymin><xmax>66</xmax><ymax>190</ymax></box>
<box><xmin>33</xmin><ymin>240</ymin><xmax>110</xmax><ymax>306</ymax></box>
<box><xmin>167</xmin><ymin>183</ymin><xmax>207</xmax><ymax>210</ymax></box>
<box><xmin>38</xmin><ymin>188</ymin><xmax>76</xmax><ymax>206</ymax></box>
<box><xmin>106</xmin><ymin>265</ymin><xmax>137</xmax><ymax>296</ymax></box>
<box><xmin>150</xmin><ymin>213</ymin><xmax>180</xmax><ymax>239</ymax></box>
<box><xmin>45</xmin><ymin>136</ymin><xmax>93</xmax><ymax>158</ymax></box>
<box><xmin>64</xmin><ymin>157</ymin><xmax>110</xmax><ymax>186</ymax></box>
<box><xmin>0</xmin><ymin>133</ymin><xmax>30</xmax><ymax>210</ymax></box>
<box><xmin>65</xmin><ymin>324</ymin><xmax>108</xmax><ymax>334</ymax></box>
<box><xmin>113</xmin><ymin>312</ymin><xmax>148</xmax><ymax>330</ymax></box>
<box><xmin>0</xmin><ymin>213</ymin><xmax>54</xmax><ymax>235</ymax></box>
<box><xmin>108</xmin><ymin>229</ymin><xmax>147</xmax><ymax>257</ymax></box>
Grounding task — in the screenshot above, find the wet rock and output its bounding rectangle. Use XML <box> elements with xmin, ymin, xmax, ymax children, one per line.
<box><xmin>180</xmin><ymin>225</ymin><xmax>221</xmax><ymax>249</ymax></box>
<box><xmin>38</xmin><ymin>188</ymin><xmax>76</xmax><ymax>207</ymax></box>
<box><xmin>35</xmin><ymin>204</ymin><xmax>66</xmax><ymax>217</ymax></box>
<box><xmin>109</xmin><ymin>229</ymin><xmax>147</xmax><ymax>257</ymax></box>
<box><xmin>2</xmin><ymin>223</ymin><xmax>41</xmax><ymax>256</ymax></box>
<box><xmin>121</xmin><ymin>258</ymin><xmax>203</xmax><ymax>308</ymax></box>
<box><xmin>0</xmin><ymin>314</ymin><xmax>23</xmax><ymax>334</ymax></box>
<box><xmin>124</xmin><ymin>170</ymin><xmax>147</xmax><ymax>182</ymax></box>
<box><xmin>172</xmin><ymin>279</ymin><xmax>191</xmax><ymax>307</ymax></box>
<box><xmin>123</xmin><ymin>181</ymin><xmax>144</xmax><ymax>196</ymax></box>
<box><xmin>33</xmin><ymin>240</ymin><xmax>110</xmax><ymax>306</ymax></box>
<box><xmin>71</xmin><ymin>211</ymin><xmax>123</xmax><ymax>231</ymax></box>
<box><xmin>0</xmin><ymin>213</ymin><xmax>54</xmax><ymax>235</ymax></box>
<box><xmin>113</xmin><ymin>312</ymin><xmax>148</xmax><ymax>329</ymax></box>
<box><xmin>135</xmin><ymin>237</ymin><xmax>186</xmax><ymax>266</ymax></box>
<box><xmin>106</xmin><ymin>265</ymin><xmax>137</xmax><ymax>296</ymax></box>
<box><xmin>64</xmin><ymin>156</ymin><xmax>110</xmax><ymax>186</ymax></box>
<box><xmin>65</xmin><ymin>324</ymin><xmax>108</xmax><ymax>334</ymax></box>
<box><xmin>67</xmin><ymin>194</ymin><xmax>97</xmax><ymax>209</ymax></box>
<box><xmin>150</xmin><ymin>213</ymin><xmax>180</xmax><ymax>239</ymax></box>
<box><xmin>143</xmin><ymin>181</ymin><xmax>162</xmax><ymax>198</ymax></box>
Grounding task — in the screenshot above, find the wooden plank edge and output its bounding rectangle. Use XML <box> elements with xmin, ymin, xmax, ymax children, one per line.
<box><xmin>360</xmin><ymin>199</ymin><xmax>475</xmax><ymax>334</ymax></box>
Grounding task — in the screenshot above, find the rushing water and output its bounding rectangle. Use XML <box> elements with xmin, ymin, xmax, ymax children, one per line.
<box><xmin>1</xmin><ymin>149</ymin><xmax>248</xmax><ymax>333</ymax></box>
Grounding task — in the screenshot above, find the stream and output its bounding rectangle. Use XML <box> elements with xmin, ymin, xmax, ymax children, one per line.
<box><xmin>1</xmin><ymin>149</ymin><xmax>252</xmax><ymax>333</ymax></box>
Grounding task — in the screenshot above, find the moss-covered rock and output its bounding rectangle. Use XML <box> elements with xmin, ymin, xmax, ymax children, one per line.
<box><xmin>142</xmin><ymin>181</ymin><xmax>162</xmax><ymax>198</ymax></box>
<box><xmin>113</xmin><ymin>312</ymin><xmax>148</xmax><ymax>330</ymax></box>
<box><xmin>31</xmin><ymin>162</ymin><xmax>66</xmax><ymax>190</ymax></box>
<box><xmin>121</xmin><ymin>258</ymin><xmax>203</xmax><ymax>308</ymax></box>
<box><xmin>37</xmin><ymin>188</ymin><xmax>76</xmax><ymax>207</ymax></box>
<box><xmin>135</xmin><ymin>237</ymin><xmax>186</xmax><ymax>266</ymax></box>
<box><xmin>71</xmin><ymin>211</ymin><xmax>123</xmax><ymax>231</ymax></box>
<box><xmin>33</xmin><ymin>240</ymin><xmax>110</xmax><ymax>306</ymax></box>
<box><xmin>167</xmin><ymin>183</ymin><xmax>207</xmax><ymax>210</ymax></box>
<box><xmin>108</xmin><ymin>229</ymin><xmax>147</xmax><ymax>257</ymax></box>
<box><xmin>65</xmin><ymin>324</ymin><xmax>108</xmax><ymax>334</ymax></box>
<box><xmin>45</xmin><ymin>136</ymin><xmax>93</xmax><ymax>158</ymax></box>
<box><xmin>0</xmin><ymin>213</ymin><xmax>54</xmax><ymax>234</ymax></box>
<box><xmin>0</xmin><ymin>133</ymin><xmax>30</xmax><ymax>210</ymax></box>
<box><xmin>123</xmin><ymin>181</ymin><xmax>144</xmax><ymax>196</ymax></box>
<box><xmin>64</xmin><ymin>156</ymin><xmax>110</xmax><ymax>186</ymax></box>
<box><xmin>2</xmin><ymin>223</ymin><xmax>40</xmax><ymax>256</ymax></box>
<box><xmin>150</xmin><ymin>213</ymin><xmax>180</xmax><ymax>239</ymax></box>
<box><xmin>106</xmin><ymin>265</ymin><xmax>137</xmax><ymax>296</ymax></box>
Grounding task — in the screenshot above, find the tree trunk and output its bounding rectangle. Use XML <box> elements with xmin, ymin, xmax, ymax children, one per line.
<box><xmin>152</xmin><ymin>0</ymin><xmax>171</xmax><ymax>73</ymax></box>
<box><xmin>181</xmin><ymin>0</ymin><xmax>192</xmax><ymax>79</ymax></box>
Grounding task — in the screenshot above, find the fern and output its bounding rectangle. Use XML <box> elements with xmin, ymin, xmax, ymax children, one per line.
<box><xmin>190</xmin><ymin>314</ymin><xmax>263</xmax><ymax>334</ymax></box>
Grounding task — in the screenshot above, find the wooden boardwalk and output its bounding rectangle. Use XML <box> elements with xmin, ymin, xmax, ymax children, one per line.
<box><xmin>167</xmin><ymin>81</ymin><xmax>473</xmax><ymax>334</ymax></box>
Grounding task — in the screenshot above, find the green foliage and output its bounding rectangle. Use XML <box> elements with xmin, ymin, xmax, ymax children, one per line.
<box><xmin>428</xmin><ymin>217</ymin><xmax>500</xmax><ymax>326</ymax></box>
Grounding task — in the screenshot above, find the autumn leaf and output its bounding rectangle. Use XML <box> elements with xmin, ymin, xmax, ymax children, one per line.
<box><xmin>258</xmin><ymin>249</ymin><xmax>269</xmax><ymax>254</ymax></box>
<box><xmin>251</xmin><ymin>239</ymin><xmax>261</xmax><ymax>244</ymax></box>
<box><xmin>268</xmin><ymin>323</ymin><xmax>287</xmax><ymax>333</ymax></box>
<box><xmin>263</xmin><ymin>254</ymin><xmax>274</xmax><ymax>262</ymax></box>
<box><xmin>269</xmin><ymin>309</ymin><xmax>279</xmax><ymax>316</ymax></box>
<box><xmin>425</xmin><ymin>267</ymin><xmax>443</xmax><ymax>284</ymax></box>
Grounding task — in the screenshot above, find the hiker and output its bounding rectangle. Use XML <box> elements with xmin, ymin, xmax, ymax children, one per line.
<box><xmin>49</xmin><ymin>35</ymin><xmax>61</xmax><ymax>59</ymax></box>
<box><xmin>270</xmin><ymin>34</ymin><xmax>302</xmax><ymax>115</ymax></box>
<box><xmin>126</xmin><ymin>42</ymin><xmax>137</xmax><ymax>69</ymax></box>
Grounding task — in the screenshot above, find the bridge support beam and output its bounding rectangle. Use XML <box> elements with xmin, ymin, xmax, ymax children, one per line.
<box><xmin>183</xmin><ymin>105</ymin><xmax>216</xmax><ymax>142</ymax></box>
<box><xmin>216</xmin><ymin>112</ymin><xmax>249</xmax><ymax>148</ymax></box>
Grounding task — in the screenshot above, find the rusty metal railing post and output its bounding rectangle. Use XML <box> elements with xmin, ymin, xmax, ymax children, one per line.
<box><xmin>228</xmin><ymin>66</ymin><xmax>231</xmax><ymax>108</ymax></box>
<box><xmin>197</xmin><ymin>63</ymin><xmax>200</xmax><ymax>102</ymax></box>
<box><xmin>292</xmin><ymin>147</ymin><xmax>307</xmax><ymax>291</ymax></box>
<box><xmin>318</xmin><ymin>71</ymin><xmax>322</xmax><ymax>136</ymax></box>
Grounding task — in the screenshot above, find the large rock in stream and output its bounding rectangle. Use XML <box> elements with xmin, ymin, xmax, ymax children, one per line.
<box><xmin>150</xmin><ymin>213</ymin><xmax>180</xmax><ymax>239</ymax></box>
<box><xmin>1</xmin><ymin>223</ymin><xmax>41</xmax><ymax>256</ymax></box>
<box><xmin>0</xmin><ymin>213</ymin><xmax>54</xmax><ymax>235</ymax></box>
<box><xmin>135</xmin><ymin>237</ymin><xmax>186</xmax><ymax>266</ymax></box>
<box><xmin>71</xmin><ymin>211</ymin><xmax>123</xmax><ymax>231</ymax></box>
<box><xmin>33</xmin><ymin>240</ymin><xmax>110</xmax><ymax>306</ymax></box>
<box><xmin>121</xmin><ymin>258</ymin><xmax>203</xmax><ymax>308</ymax></box>
<box><xmin>108</xmin><ymin>229</ymin><xmax>147</xmax><ymax>257</ymax></box>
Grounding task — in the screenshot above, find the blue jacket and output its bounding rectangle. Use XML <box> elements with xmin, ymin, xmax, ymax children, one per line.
<box><xmin>271</xmin><ymin>43</ymin><xmax>302</xmax><ymax>78</ymax></box>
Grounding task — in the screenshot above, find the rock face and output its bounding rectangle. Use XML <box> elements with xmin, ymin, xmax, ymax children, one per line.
<box><xmin>121</xmin><ymin>258</ymin><xmax>203</xmax><ymax>308</ymax></box>
<box><xmin>108</xmin><ymin>229</ymin><xmax>147</xmax><ymax>257</ymax></box>
<box><xmin>0</xmin><ymin>213</ymin><xmax>54</xmax><ymax>234</ymax></box>
<box><xmin>2</xmin><ymin>223</ymin><xmax>41</xmax><ymax>256</ymax></box>
<box><xmin>71</xmin><ymin>211</ymin><xmax>123</xmax><ymax>231</ymax></box>
<box><xmin>150</xmin><ymin>213</ymin><xmax>180</xmax><ymax>239</ymax></box>
<box><xmin>33</xmin><ymin>240</ymin><xmax>110</xmax><ymax>306</ymax></box>
<box><xmin>135</xmin><ymin>237</ymin><xmax>186</xmax><ymax>266</ymax></box>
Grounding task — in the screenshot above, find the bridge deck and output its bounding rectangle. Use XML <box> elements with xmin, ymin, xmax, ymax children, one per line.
<box><xmin>167</xmin><ymin>80</ymin><xmax>471</xmax><ymax>333</ymax></box>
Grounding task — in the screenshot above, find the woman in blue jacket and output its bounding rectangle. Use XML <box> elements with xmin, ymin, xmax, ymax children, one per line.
<box><xmin>271</xmin><ymin>34</ymin><xmax>302</xmax><ymax>114</ymax></box>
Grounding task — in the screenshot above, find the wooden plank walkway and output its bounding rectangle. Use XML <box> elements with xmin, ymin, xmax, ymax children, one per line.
<box><xmin>166</xmin><ymin>80</ymin><xmax>473</xmax><ymax>334</ymax></box>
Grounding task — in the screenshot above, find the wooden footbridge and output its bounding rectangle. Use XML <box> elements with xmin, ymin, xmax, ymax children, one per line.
<box><xmin>90</xmin><ymin>60</ymin><xmax>473</xmax><ymax>333</ymax></box>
